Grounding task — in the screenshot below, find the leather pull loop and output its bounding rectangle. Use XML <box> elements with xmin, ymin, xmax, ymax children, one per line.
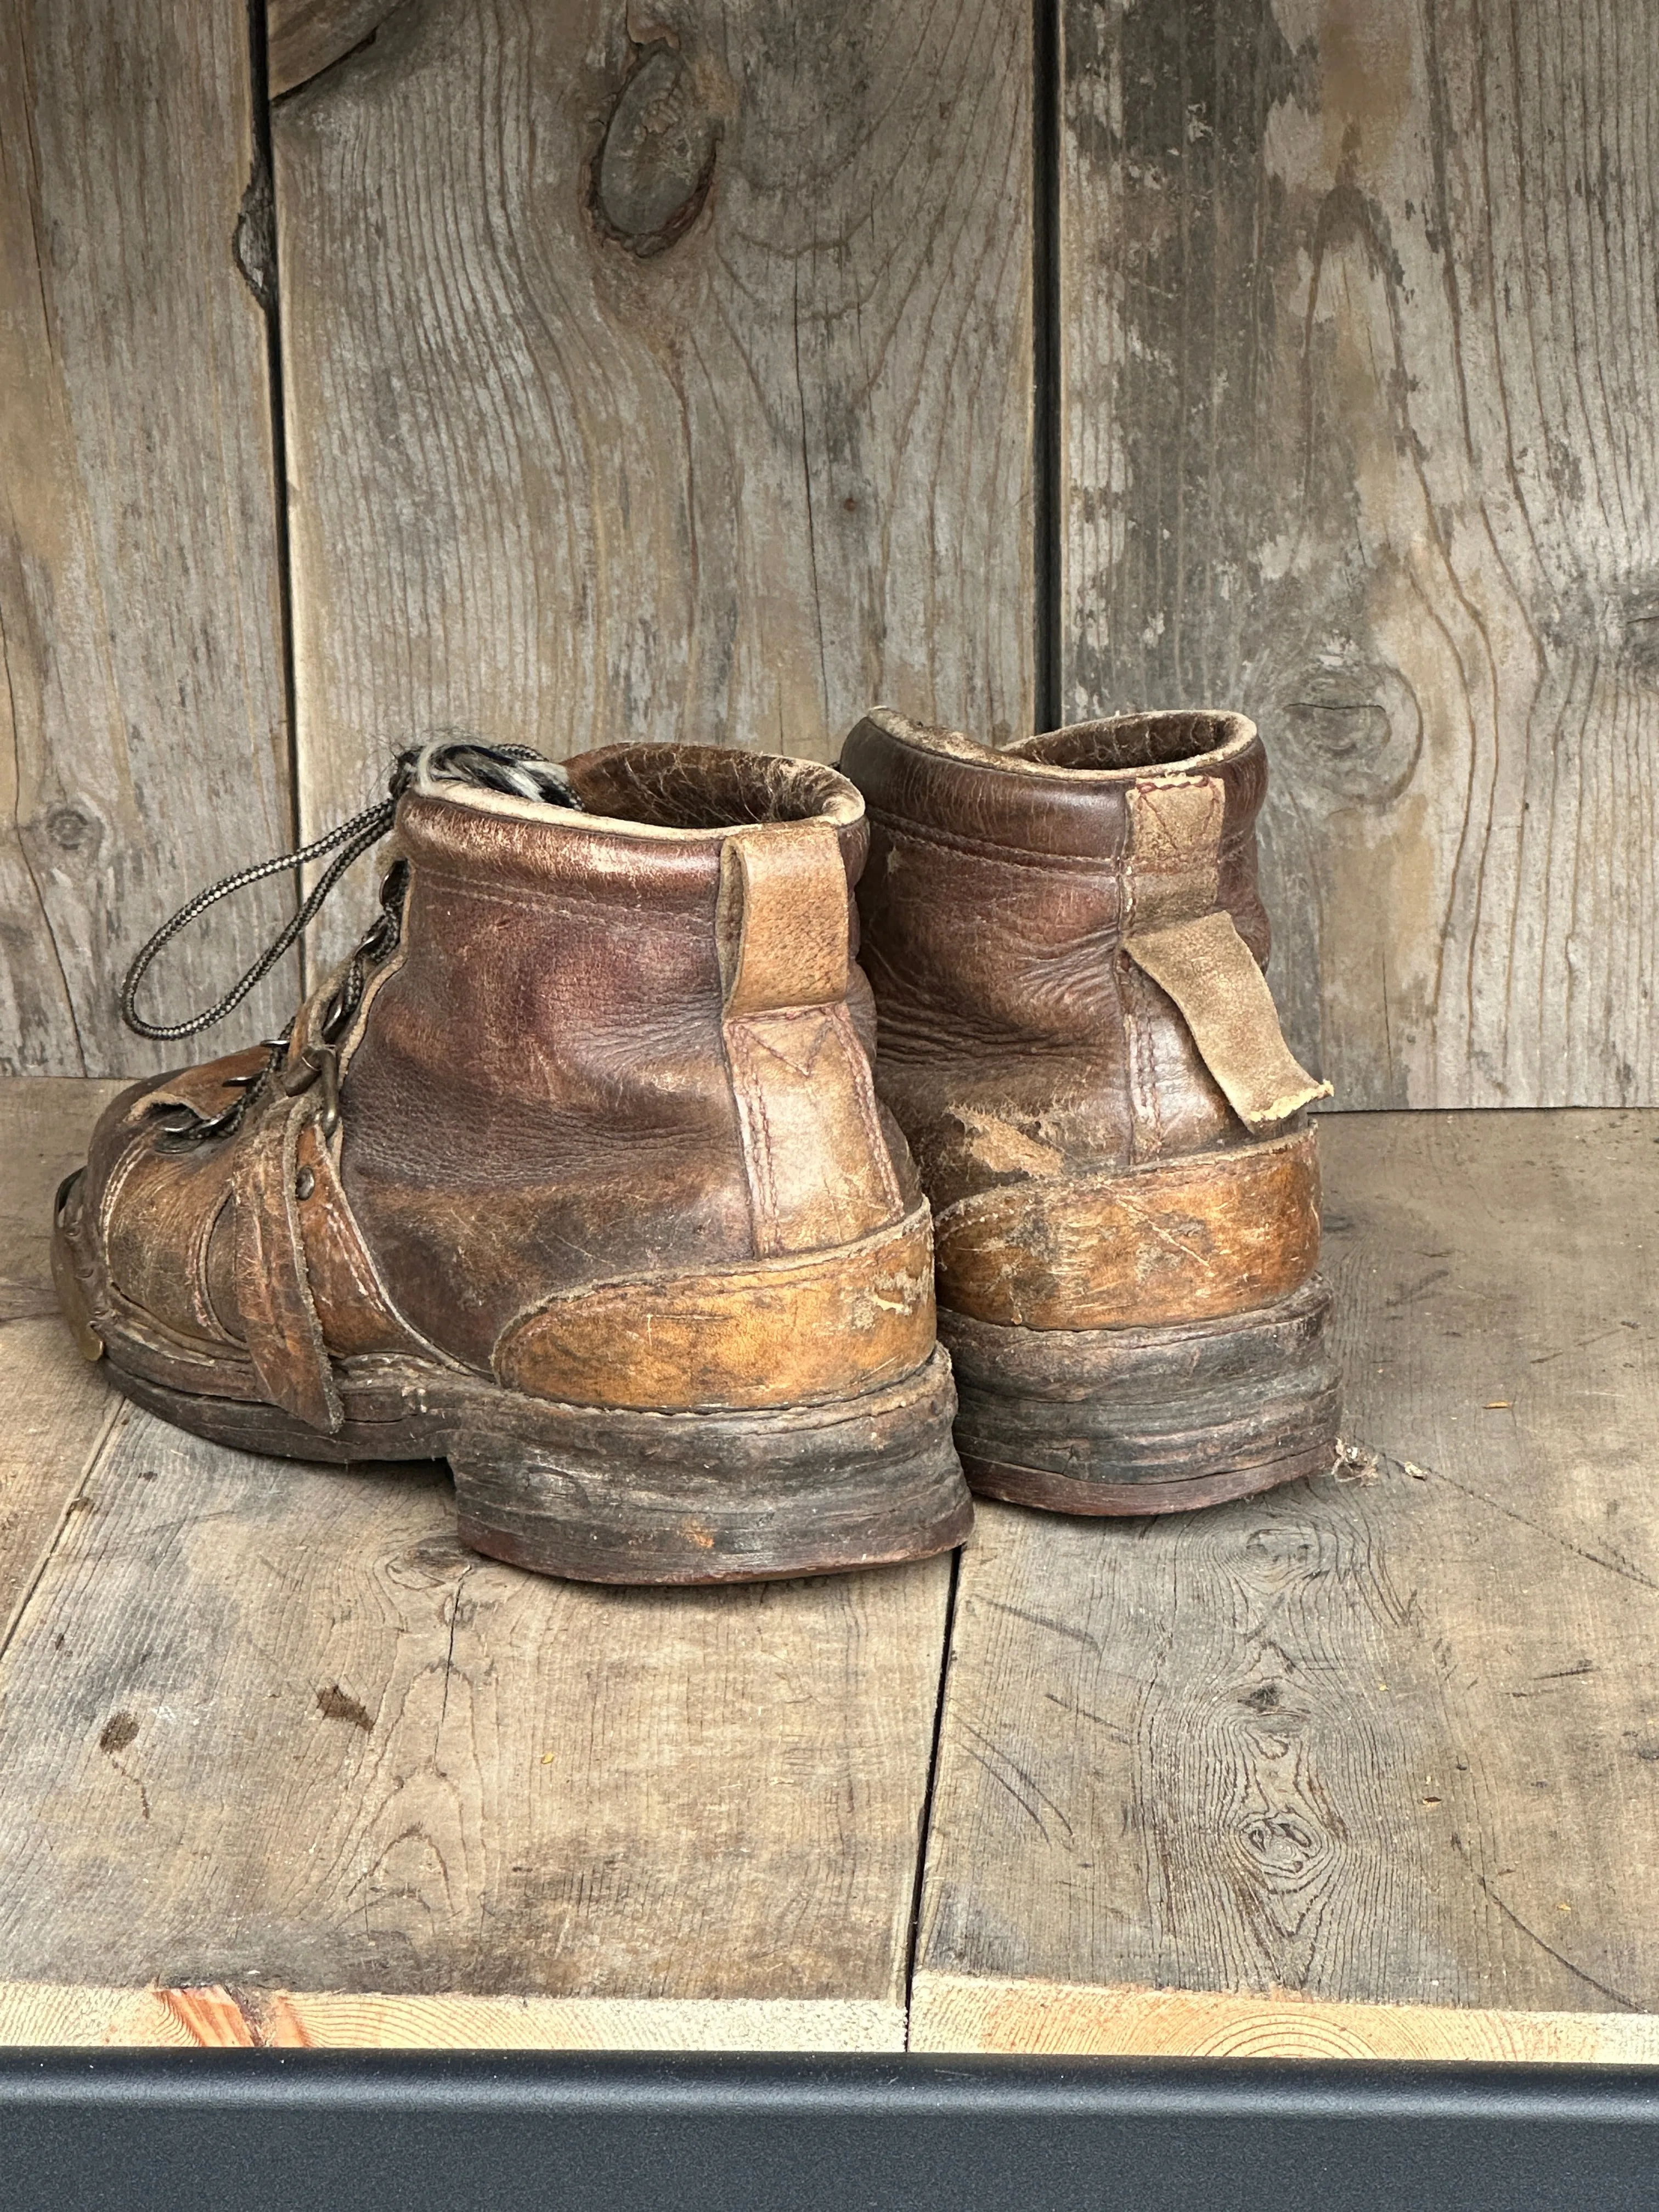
<box><xmin>1124</xmin><ymin>911</ymin><xmax>1332</xmax><ymax>1131</ymax></box>
<box><xmin>718</xmin><ymin>821</ymin><xmax>849</xmax><ymax>1015</ymax></box>
<box><xmin>232</xmin><ymin>1097</ymin><xmax>344</xmax><ymax>1433</ymax></box>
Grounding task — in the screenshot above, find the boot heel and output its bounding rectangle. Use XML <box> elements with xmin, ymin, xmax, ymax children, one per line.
<box><xmin>939</xmin><ymin>1276</ymin><xmax>1341</xmax><ymax>1516</ymax></box>
<box><xmin>449</xmin><ymin>1346</ymin><xmax>972</xmax><ymax>1584</ymax></box>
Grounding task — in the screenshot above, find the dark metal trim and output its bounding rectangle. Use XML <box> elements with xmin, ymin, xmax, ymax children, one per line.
<box><xmin>3</xmin><ymin>2051</ymin><xmax>1656</xmax><ymax>2211</ymax></box>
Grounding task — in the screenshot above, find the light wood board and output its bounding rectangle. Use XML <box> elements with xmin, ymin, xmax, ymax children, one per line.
<box><xmin>271</xmin><ymin>0</ymin><xmax>1034</xmax><ymax>968</ymax></box>
<box><xmin>1058</xmin><ymin>0</ymin><xmax>1659</xmax><ymax>1107</ymax></box>
<box><xmin>0</xmin><ymin>3</ymin><xmax>296</xmax><ymax>1075</ymax></box>
<box><xmin>912</xmin><ymin>1109</ymin><xmax>1659</xmax><ymax>2057</ymax></box>
<box><xmin>0</xmin><ymin>1404</ymin><xmax>950</xmax><ymax>2049</ymax></box>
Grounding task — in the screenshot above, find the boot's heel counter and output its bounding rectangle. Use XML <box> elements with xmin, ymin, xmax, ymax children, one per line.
<box><xmin>493</xmin><ymin>1204</ymin><xmax>937</xmax><ymax>1412</ymax></box>
<box><xmin>718</xmin><ymin>821</ymin><xmax>905</xmax><ymax>1257</ymax></box>
<box><xmin>934</xmin><ymin>1123</ymin><xmax>1323</xmax><ymax>1330</ymax></box>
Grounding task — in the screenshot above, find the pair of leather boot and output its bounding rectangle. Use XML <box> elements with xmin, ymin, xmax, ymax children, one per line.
<box><xmin>55</xmin><ymin>713</ymin><xmax>1340</xmax><ymax>1586</ymax></box>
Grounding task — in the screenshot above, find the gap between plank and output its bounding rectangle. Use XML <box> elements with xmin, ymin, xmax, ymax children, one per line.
<box><xmin>1031</xmin><ymin>0</ymin><xmax>1062</xmax><ymax>734</ymax></box>
<box><xmin>901</xmin><ymin>1542</ymin><xmax>963</xmax><ymax>2044</ymax></box>
<box><xmin>0</xmin><ymin>1397</ymin><xmax>127</xmax><ymax>1663</ymax></box>
<box><xmin>243</xmin><ymin>0</ymin><xmax>304</xmax><ymax>962</ymax></box>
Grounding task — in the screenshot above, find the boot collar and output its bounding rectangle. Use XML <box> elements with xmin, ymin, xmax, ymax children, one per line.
<box><xmin>414</xmin><ymin>740</ymin><xmax>863</xmax><ymax>844</ymax></box>
<box><xmin>857</xmin><ymin>705</ymin><xmax>1256</xmax><ymax>784</ymax></box>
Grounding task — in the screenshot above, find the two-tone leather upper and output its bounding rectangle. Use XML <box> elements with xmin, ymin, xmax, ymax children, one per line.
<box><xmin>838</xmin><ymin>709</ymin><xmax>1329</xmax><ymax>1331</ymax></box>
<box><xmin>840</xmin><ymin>709</ymin><xmax>1325</xmax><ymax>1211</ymax></box>
<box><xmin>71</xmin><ymin>743</ymin><xmax>935</xmax><ymax>1424</ymax></box>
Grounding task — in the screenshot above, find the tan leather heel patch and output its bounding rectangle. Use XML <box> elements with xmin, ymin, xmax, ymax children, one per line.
<box><xmin>934</xmin><ymin>1127</ymin><xmax>1321</xmax><ymax>1330</ymax></box>
<box><xmin>1125</xmin><ymin>911</ymin><xmax>1331</xmax><ymax>1128</ymax></box>
<box><xmin>720</xmin><ymin>820</ymin><xmax>901</xmax><ymax>1256</ymax></box>
<box><xmin>495</xmin><ymin>1204</ymin><xmax>936</xmax><ymax>1413</ymax></box>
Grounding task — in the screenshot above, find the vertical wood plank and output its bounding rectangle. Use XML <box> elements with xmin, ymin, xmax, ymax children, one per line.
<box><xmin>1059</xmin><ymin>0</ymin><xmax>1659</xmax><ymax>1106</ymax></box>
<box><xmin>272</xmin><ymin>0</ymin><xmax>1033</xmax><ymax>964</ymax></box>
<box><xmin>0</xmin><ymin>2</ymin><xmax>295</xmax><ymax>1076</ymax></box>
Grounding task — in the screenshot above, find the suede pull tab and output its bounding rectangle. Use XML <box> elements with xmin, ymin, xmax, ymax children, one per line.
<box><xmin>1125</xmin><ymin>910</ymin><xmax>1331</xmax><ymax>1131</ymax></box>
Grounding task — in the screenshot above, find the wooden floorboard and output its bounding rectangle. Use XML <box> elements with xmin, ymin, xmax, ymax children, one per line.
<box><xmin>11</xmin><ymin>1090</ymin><xmax>1659</xmax><ymax>2055</ymax></box>
<box><xmin>0</xmin><ymin>1408</ymin><xmax>950</xmax><ymax>2049</ymax></box>
<box><xmin>911</xmin><ymin>1110</ymin><xmax>1659</xmax><ymax>2059</ymax></box>
<box><xmin>0</xmin><ymin>1081</ymin><xmax>129</xmax><ymax>1643</ymax></box>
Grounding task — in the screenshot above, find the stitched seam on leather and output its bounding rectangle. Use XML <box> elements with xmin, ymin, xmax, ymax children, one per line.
<box><xmin>235</xmin><ymin>1099</ymin><xmax>341</xmax><ymax>1431</ymax></box>
<box><xmin>864</xmin><ymin>809</ymin><xmax>1256</xmax><ymax>873</ymax></box>
<box><xmin>1139</xmin><ymin>969</ymin><xmax>1166</xmax><ymax>1156</ymax></box>
<box><xmin>409</xmin><ymin>864</ymin><xmax>715</xmax><ymax>916</ymax></box>
<box><xmin>723</xmin><ymin>1020</ymin><xmax>781</xmax><ymax>1256</ymax></box>
<box><xmin>189</xmin><ymin>1192</ymin><xmax>240</xmax><ymax>1345</ymax></box>
<box><xmin>98</xmin><ymin>1141</ymin><xmax>146</xmax><ymax>1244</ymax></box>
<box><xmin>864</xmin><ymin>812</ymin><xmax>1118</xmax><ymax>872</ymax></box>
<box><xmin>831</xmin><ymin>1002</ymin><xmax>905</xmax><ymax>1217</ymax></box>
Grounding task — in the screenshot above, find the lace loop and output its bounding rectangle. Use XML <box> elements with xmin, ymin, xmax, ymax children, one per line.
<box><xmin>120</xmin><ymin>794</ymin><xmax>399</xmax><ymax>1043</ymax></box>
<box><xmin>120</xmin><ymin>741</ymin><xmax>579</xmax><ymax>1043</ymax></box>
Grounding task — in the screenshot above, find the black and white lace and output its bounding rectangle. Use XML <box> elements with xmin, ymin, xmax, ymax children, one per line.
<box><xmin>123</xmin><ymin>739</ymin><xmax>580</xmax><ymax>1148</ymax></box>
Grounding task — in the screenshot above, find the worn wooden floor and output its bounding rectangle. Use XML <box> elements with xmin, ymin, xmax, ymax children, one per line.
<box><xmin>2</xmin><ymin>1082</ymin><xmax>1656</xmax><ymax>2057</ymax></box>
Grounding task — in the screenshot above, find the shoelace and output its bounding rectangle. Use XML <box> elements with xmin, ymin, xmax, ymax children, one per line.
<box><xmin>123</xmin><ymin>740</ymin><xmax>581</xmax><ymax>1146</ymax></box>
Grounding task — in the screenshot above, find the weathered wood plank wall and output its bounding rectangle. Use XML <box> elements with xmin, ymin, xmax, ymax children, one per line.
<box><xmin>270</xmin><ymin>0</ymin><xmax>1034</xmax><ymax>968</ymax></box>
<box><xmin>2</xmin><ymin>0</ymin><xmax>1654</xmax><ymax>1104</ymax></box>
<box><xmin>1059</xmin><ymin>0</ymin><xmax>1659</xmax><ymax>1106</ymax></box>
<box><xmin>0</xmin><ymin>2</ymin><xmax>296</xmax><ymax>1076</ymax></box>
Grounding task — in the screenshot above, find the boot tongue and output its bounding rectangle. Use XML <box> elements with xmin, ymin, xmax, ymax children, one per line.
<box><xmin>403</xmin><ymin>739</ymin><xmax>583</xmax><ymax>811</ymax></box>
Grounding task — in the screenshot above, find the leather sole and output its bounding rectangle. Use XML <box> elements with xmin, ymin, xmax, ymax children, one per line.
<box><xmin>98</xmin><ymin>1345</ymin><xmax>972</xmax><ymax>1584</ymax></box>
<box><xmin>936</xmin><ymin>1276</ymin><xmax>1341</xmax><ymax>1515</ymax></box>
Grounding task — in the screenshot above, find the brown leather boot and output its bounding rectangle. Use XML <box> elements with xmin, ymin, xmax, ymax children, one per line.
<box><xmin>839</xmin><ymin>708</ymin><xmax>1341</xmax><ymax>1515</ymax></box>
<box><xmin>53</xmin><ymin>741</ymin><xmax>972</xmax><ymax>1583</ymax></box>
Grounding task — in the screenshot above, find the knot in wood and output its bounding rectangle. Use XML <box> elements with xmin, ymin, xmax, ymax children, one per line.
<box><xmin>1234</xmin><ymin>1810</ymin><xmax>1324</xmax><ymax>1881</ymax></box>
<box><xmin>592</xmin><ymin>43</ymin><xmax>717</xmax><ymax>257</ymax></box>
<box><xmin>44</xmin><ymin>803</ymin><xmax>101</xmax><ymax>856</ymax></box>
<box><xmin>1279</xmin><ymin>658</ymin><xmax>1422</xmax><ymax>806</ymax></box>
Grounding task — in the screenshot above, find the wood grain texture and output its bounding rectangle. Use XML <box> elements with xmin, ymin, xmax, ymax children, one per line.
<box><xmin>914</xmin><ymin>1109</ymin><xmax>1659</xmax><ymax>2052</ymax></box>
<box><xmin>272</xmin><ymin>0</ymin><xmax>1032</xmax><ymax>968</ymax></box>
<box><xmin>913</xmin><ymin>1977</ymin><xmax>1659</xmax><ymax>2063</ymax></box>
<box><xmin>267</xmin><ymin>0</ymin><xmax>406</xmax><ymax>98</ymax></box>
<box><xmin>0</xmin><ymin>3</ymin><xmax>296</xmax><ymax>1075</ymax></box>
<box><xmin>0</xmin><ymin>1079</ymin><xmax>127</xmax><ymax>1644</ymax></box>
<box><xmin>0</xmin><ymin>1407</ymin><xmax>949</xmax><ymax>2046</ymax></box>
<box><xmin>1059</xmin><ymin>0</ymin><xmax>1659</xmax><ymax>1106</ymax></box>
<box><xmin>0</xmin><ymin>1981</ymin><xmax>894</xmax><ymax>2051</ymax></box>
